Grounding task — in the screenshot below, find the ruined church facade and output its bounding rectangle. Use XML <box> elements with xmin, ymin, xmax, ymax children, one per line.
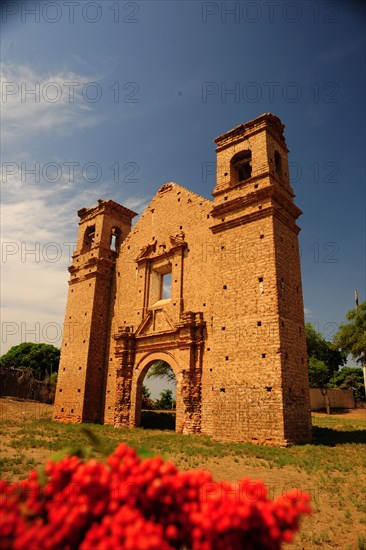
<box><xmin>53</xmin><ymin>113</ymin><xmax>312</xmax><ymax>445</ymax></box>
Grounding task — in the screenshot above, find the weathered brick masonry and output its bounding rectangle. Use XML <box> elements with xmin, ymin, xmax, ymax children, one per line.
<box><xmin>53</xmin><ymin>113</ymin><xmax>312</xmax><ymax>444</ymax></box>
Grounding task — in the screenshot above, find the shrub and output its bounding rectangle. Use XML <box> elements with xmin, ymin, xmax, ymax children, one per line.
<box><xmin>0</xmin><ymin>443</ymin><xmax>310</xmax><ymax>549</ymax></box>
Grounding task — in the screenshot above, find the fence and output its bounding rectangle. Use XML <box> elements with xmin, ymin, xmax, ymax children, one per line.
<box><xmin>309</xmin><ymin>388</ymin><xmax>355</xmax><ymax>411</ymax></box>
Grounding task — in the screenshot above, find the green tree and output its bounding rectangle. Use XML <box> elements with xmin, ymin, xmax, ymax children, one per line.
<box><xmin>305</xmin><ymin>323</ymin><xmax>346</xmax><ymax>378</ymax></box>
<box><xmin>0</xmin><ymin>342</ymin><xmax>60</xmax><ymax>381</ymax></box>
<box><xmin>146</xmin><ymin>361</ymin><xmax>176</xmax><ymax>384</ymax></box>
<box><xmin>330</xmin><ymin>367</ymin><xmax>365</xmax><ymax>401</ymax></box>
<box><xmin>333</xmin><ymin>301</ymin><xmax>366</xmax><ymax>392</ymax></box>
<box><xmin>156</xmin><ymin>389</ymin><xmax>175</xmax><ymax>410</ymax></box>
<box><xmin>305</xmin><ymin>323</ymin><xmax>346</xmax><ymax>414</ymax></box>
<box><xmin>308</xmin><ymin>357</ymin><xmax>329</xmax><ymax>388</ymax></box>
<box><xmin>308</xmin><ymin>357</ymin><xmax>332</xmax><ymax>414</ymax></box>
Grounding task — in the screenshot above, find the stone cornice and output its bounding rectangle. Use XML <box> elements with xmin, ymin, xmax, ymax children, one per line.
<box><xmin>211</xmin><ymin>185</ymin><xmax>302</xmax><ymax>221</ymax></box>
<box><xmin>211</xmin><ymin>187</ymin><xmax>272</xmax><ymax>217</ymax></box>
<box><xmin>114</xmin><ymin>311</ymin><xmax>205</xmax><ymax>344</ymax></box>
<box><xmin>210</xmin><ymin>205</ymin><xmax>301</xmax><ymax>235</ymax></box>
<box><xmin>212</xmin><ymin>172</ymin><xmax>294</xmax><ymax>199</ymax></box>
<box><xmin>212</xmin><ymin>171</ymin><xmax>269</xmax><ymax>197</ymax></box>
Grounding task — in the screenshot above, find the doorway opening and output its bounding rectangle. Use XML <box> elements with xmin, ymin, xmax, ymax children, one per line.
<box><xmin>139</xmin><ymin>360</ymin><xmax>177</xmax><ymax>430</ymax></box>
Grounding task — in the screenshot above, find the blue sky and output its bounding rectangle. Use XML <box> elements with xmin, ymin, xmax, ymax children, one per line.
<box><xmin>1</xmin><ymin>1</ymin><xmax>365</xmax><ymax>395</ymax></box>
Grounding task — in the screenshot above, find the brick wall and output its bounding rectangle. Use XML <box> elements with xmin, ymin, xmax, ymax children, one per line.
<box><xmin>54</xmin><ymin>114</ymin><xmax>312</xmax><ymax>445</ymax></box>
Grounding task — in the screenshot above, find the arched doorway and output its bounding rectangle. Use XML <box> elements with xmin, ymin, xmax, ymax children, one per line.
<box><xmin>141</xmin><ymin>360</ymin><xmax>176</xmax><ymax>430</ymax></box>
<box><xmin>130</xmin><ymin>352</ymin><xmax>184</xmax><ymax>432</ymax></box>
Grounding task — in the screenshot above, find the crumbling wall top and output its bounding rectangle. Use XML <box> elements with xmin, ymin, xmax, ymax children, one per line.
<box><xmin>77</xmin><ymin>199</ymin><xmax>138</xmax><ymax>224</ymax></box>
<box><xmin>214</xmin><ymin>113</ymin><xmax>286</xmax><ymax>151</ymax></box>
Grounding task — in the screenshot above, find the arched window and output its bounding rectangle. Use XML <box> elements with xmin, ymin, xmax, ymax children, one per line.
<box><xmin>110</xmin><ymin>227</ymin><xmax>121</xmax><ymax>252</ymax></box>
<box><xmin>230</xmin><ymin>150</ymin><xmax>252</xmax><ymax>183</ymax></box>
<box><xmin>84</xmin><ymin>225</ymin><xmax>95</xmax><ymax>249</ymax></box>
<box><xmin>274</xmin><ymin>151</ymin><xmax>282</xmax><ymax>178</ymax></box>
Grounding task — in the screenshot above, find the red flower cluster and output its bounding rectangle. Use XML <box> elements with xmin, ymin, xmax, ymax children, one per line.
<box><xmin>0</xmin><ymin>443</ymin><xmax>311</xmax><ymax>549</ymax></box>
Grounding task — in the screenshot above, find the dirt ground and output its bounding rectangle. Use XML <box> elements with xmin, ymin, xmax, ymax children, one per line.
<box><xmin>0</xmin><ymin>397</ymin><xmax>53</xmax><ymax>419</ymax></box>
<box><xmin>1</xmin><ymin>397</ymin><xmax>365</xmax><ymax>549</ymax></box>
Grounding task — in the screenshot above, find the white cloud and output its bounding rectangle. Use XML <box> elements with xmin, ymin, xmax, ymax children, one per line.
<box><xmin>304</xmin><ymin>307</ymin><xmax>312</xmax><ymax>318</ymax></box>
<box><xmin>123</xmin><ymin>196</ymin><xmax>150</xmax><ymax>216</ymax></box>
<box><xmin>0</xmin><ymin>159</ymin><xmax>151</xmax><ymax>353</ymax></box>
<box><xmin>0</xmin><ymin>237</ymin><xmax>70</xmax><ymax>354</ymax></box>
<box><xmin>0</xmin><ymin>62</ymin><xmax>153</xmax><ymax>354</ymax></box>
<box><xmin>0</xmin><ymin>63</ymin><xmax>103</xmax><ymax>140</ymax></box>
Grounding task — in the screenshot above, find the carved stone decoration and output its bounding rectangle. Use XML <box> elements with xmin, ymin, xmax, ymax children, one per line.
<box><xmin>169</xmin><ymin>231</ymin><xmax>186</xmax><ymax>247</ymax></box>
<box><xmin>136</xmin><ymin>241</ymin><xmax>157</xmax><ymax>261</ymax></box>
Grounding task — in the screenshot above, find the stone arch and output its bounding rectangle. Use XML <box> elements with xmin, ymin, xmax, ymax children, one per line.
<box><xmin>274</xmin><ymin>150</ymin><xmax>283</xmax><ymax>179</ymax></box>
<box><xmin>230</xmin><ymin>149</ymin><xmax>252</xmax><ymax>184</ymax></box>
<box><xmin>110</xmin><ymin>226</ymin><xmax>121</xmax><ymax>252</ymax></box>
<box><xmin>130</xmin><ymin>351</ymin><xmax>184</xmax><ymax>432</ymax></box>
<box><xmin>82</xmin><ymin>225</ymin><xmax>95</xmax><ymax>251</ymax></box>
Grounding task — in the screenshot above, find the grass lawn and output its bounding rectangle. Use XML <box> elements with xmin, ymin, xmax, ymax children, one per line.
<box><xmin>0</xmin><ymin>398</ymin><xmax>365</xmax><ymax>549</ymax></box>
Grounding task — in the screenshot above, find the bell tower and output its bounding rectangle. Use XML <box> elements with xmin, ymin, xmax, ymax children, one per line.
<box><xmin>207</xmin><ymin>113</ymin><xmax>312</xmax><ymax>444</ymax></box>
<box><xmin>53</xmin><ymin>200</ymin><xmax>137</xmax><ymax>424</ymax></box>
